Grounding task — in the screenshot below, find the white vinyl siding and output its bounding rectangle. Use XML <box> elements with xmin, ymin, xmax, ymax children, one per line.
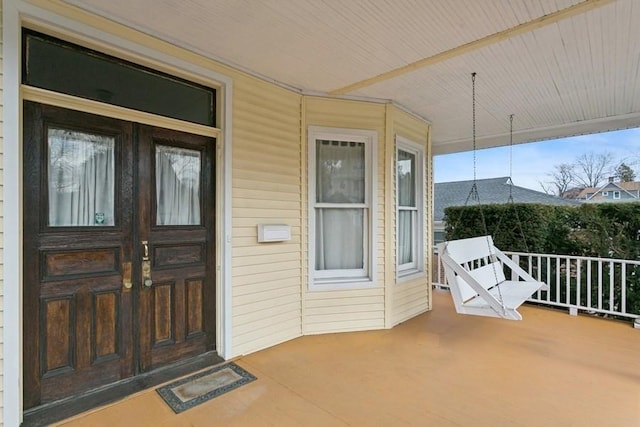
<box><xmin>396</xmin><ymin>135</ymin><xmax>425</xmax><ymax>279</ymax></box>
<box><xmin>231</xmin><ymin>74</ymin><xmax>303</xmax><ymax>356</ymax></box>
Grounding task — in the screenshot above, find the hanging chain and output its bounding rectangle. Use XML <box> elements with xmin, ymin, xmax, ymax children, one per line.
<box><xmin>445</xmin><ymin>72</ymin><xmax>506</xmax><ymax>315</ymax></box>
<box><xmin>472</xmin><ymin>72</ymin><xmax>477</xmax><ymax>183</ymax></box>
<box><xmin>508</xmin><ymin>114</ymin><xmax>514</xmax><ymax>203</ymax></box>
<box><xmin>467</xmin><ymin>72</ymin><xmax>480</xmax><ymax>205</ymax></box>
<box><xmin>507</xmin><ymin>114</ymin><xmax>531</xmax><ymax>253</ymax></box>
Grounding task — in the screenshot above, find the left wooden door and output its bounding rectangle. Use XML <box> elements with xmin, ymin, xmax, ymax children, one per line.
<box><xmin>23</xmin><ymin>102</ymin><xmax>135</xmax><ymax>408</ymax></box>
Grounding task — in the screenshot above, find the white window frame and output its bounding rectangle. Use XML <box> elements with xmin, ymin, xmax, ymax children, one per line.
<box><xmin>396</xmin><ymin>135</ymin><xmax>425</xmax><ymax>281</ymax></box>
<box><xmin>613</xmin><ymin>190</ymin><xmax>621</xmax><ymax>199</ymax></box>
<box><xmin>308</xmin><ymin>126</ymin><xmax>377</xmax><ymax>290</ymax></box>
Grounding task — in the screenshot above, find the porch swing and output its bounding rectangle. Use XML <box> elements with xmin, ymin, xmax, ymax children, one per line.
<box><xmin>436</xmin><ymin>73</ymin><xmax>548</xmax><ymax>320</ymax></box>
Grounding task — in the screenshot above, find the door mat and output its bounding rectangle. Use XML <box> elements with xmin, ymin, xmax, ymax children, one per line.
<box><xmin>157</xmin><ymin>362</ymin><xmax>257</xmax><ymax>413</ymax></box>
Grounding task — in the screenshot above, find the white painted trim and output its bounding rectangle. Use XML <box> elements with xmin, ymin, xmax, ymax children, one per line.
<box><xmin>432</xmin><ymin>111</ymin><xmax>640</xmax><ymax>155</ymax></box>
<box><xmin>307</xmin><ymin>126</ymin><xmax>378</xmax><ymax>291</ymax></box>
<box><xmin>21</xmin><ymin>86</ymin><xmax>221</xmax><ymax>138</ymax></box>
<box><xmin>221</xmin><ymin>78</ymin><xmax>233</xmax><ymax>360</ymax></box>
<box><xmin>395</xmin><ymin>135</ymin><xmax>426</xmax><ymax>283</ymax></box>
<box><xmin>4</xmin><ymin>2</ymin><xmax>24</xmax><ymax>425</ymax></box>
<box><xmin>2</xmin><ymin>1</ymin><xmax>235</xmax><ymax>422</ymax></box>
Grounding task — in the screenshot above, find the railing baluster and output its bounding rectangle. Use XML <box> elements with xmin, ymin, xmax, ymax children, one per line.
<box><xmin>598</xmin><ymin>260</ymin><xmax>603</xmax><ymax>311</ymax></box>
<box><xmin>556</xmin><ymin>256</ymin><xmax>561</xmax><ymax>304</ymax></box>
<box><xmin>566</xmin><ymin>256</ymin><xmax>571</xmax><ymax>306</ymax></box>
<box><xmin>609</xmin><ymin>260</ymin><xmax>615</xmax><ymax>313</ymax></box>
<box><xmin>621</xmin><ymin>263</ymin><xmax>626</xmax><ymax>314</ymax></box>
<box><xmin>536</xmin><ymin>255</ymin><xmax>542</xmax><ymax>299</ymax></box>
<box><xmin>587</xmin><ymin>260</ymin><xmax>592</xmax><ymax>310</ymax></box>
<box><xmin>546</xmin><ymin>255</ymin><xmax>552</xmax><ymax>303</ymax></box>
<box><xmin>576</xmin><ymin>259</ymin><xmax>582</xmax><ymax>310</ymax></box>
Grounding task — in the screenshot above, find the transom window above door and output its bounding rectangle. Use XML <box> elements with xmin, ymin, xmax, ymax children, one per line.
<box><xmin>22</xmin><ymin>29</ymin><xmax>216</xmax><ymax>127</ymax></box>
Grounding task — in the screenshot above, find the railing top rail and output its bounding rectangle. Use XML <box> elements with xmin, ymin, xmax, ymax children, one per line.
<box><xmin>505</xmin><ymin>251</ymin><xmax>640</xmax><ymax>266</ymax></box>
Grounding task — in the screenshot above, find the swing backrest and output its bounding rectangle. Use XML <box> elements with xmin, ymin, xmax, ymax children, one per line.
<box><xmin>440</xmin><ymin>236</ymin><xmax>506</xmax><ymax>302</ymax></box>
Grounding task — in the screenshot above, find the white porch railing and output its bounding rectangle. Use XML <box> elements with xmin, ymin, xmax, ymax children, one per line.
<box><xmin>432</xmin><ymin>250</ymin><xmax>640</xmax><ymax>320</ymax></box>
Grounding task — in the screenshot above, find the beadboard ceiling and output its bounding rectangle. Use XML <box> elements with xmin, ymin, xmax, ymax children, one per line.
<box><xmin>62</xmin><ymin>0</ymin><xmax>640</xmax><ymax>154</ymax></box>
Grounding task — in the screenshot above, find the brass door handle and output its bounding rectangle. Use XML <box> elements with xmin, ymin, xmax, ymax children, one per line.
<box><xmin>142</xmin><ymin>240</ymin><xmax>149</xmax><ymax>260</ymax></box>
<box><xmin>122</xmin><ymin>261</ymin><xmax>132</xmax><ymax>290</ymax></box>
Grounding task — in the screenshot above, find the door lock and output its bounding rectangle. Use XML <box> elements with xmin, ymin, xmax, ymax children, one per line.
<box><xmin>141</xmin><ymin>241</ymin><xmax>152</xmax><ymax>288</ymax></box>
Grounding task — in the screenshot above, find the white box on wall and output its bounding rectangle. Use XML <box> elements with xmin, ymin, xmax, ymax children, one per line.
<box><xmin>257</xmin><ymin>224</ymin><xmax>291</xmax><ymax>242</ymax></box>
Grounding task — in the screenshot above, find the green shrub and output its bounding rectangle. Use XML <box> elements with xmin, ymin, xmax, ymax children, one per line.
<box><xmin>444</xmin><ymin>202</ymin><xmax>640</xmax><ymax>259</ymax></box>
<box><xmin>444</xmin><ymin>203</ymin><xmax>551</xmax><ymax>253</ymax></box>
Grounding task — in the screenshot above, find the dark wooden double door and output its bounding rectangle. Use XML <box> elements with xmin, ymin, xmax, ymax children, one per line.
<box><xmin>23</xmin><ymin>102</ymin><xmax>216</xmax><ymax>409</ymax></box>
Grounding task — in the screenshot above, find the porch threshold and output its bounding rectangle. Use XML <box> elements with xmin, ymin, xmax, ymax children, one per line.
<box><xmin>23</xmin><ymin>351</ymin><xmax>224</xmax><ymax>427</ymax></box>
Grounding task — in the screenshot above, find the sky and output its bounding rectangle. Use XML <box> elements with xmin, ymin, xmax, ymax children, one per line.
<box><xmin>433</xmin><ymin>127</ymin><xmax>640</xmax><ymax>192</ymax></box>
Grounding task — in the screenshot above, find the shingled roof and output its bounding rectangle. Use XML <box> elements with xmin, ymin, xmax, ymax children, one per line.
<box><xmin>434</xmin><ymin>177</ymin><xmax>579</xmax><ymax>221</ymax></box>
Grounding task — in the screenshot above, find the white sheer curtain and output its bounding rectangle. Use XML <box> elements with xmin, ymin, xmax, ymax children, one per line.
<box><xmin>397</xmin><ymin>150</ymin><xmax>416</xmax><ymax>265</ymax></box>
<box><xmin>315</xmin><ymin>140</ymin><xmax>365</xmax><ymax>270</ymax></box>
<box><xmin>48</xmin><ymin>128</ymin><xmax>115</xmax><ymax>227</ymax></box>
<box><xmin>156</xmin><ymin>145</ymin><xmax>201</xmax><ymax>225</ymax></box>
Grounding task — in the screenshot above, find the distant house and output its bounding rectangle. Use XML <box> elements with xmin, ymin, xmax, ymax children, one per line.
<box><xmin>434</xmin><ymin>177</ymin><xmax>579</xmax><ymax>244</ymax></box>
<box><xmin>575</xmin><ymin>178</ymin><xmax>640</xmax><ymax>203</ymax></box>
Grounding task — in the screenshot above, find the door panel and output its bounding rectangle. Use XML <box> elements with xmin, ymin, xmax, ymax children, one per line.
<box><xmin>137</xmin><ymin>125</ymin><xmax>215</xmax><ymax>371</ymax></box>
<box><xmin>24</xmin><ymin>104</ymin><xmax>216</xmax><ymax>409</ymax></box>
<box><xmin>23</xmin><ymin>102</ymin><xmax>135</xmax><ymax>408</ymax></box>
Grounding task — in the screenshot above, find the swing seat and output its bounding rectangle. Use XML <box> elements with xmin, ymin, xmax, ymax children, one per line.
<box><xmin>437</xmin><ymin>235</ymin><xmax>548</xmax><ymax>320</ymax></box>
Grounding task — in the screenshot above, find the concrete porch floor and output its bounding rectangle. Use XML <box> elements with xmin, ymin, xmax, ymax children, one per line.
<box><xmin>56</xmin><ymin>290</ymin><xmax>640</xmax><ymax>426</ymax></box>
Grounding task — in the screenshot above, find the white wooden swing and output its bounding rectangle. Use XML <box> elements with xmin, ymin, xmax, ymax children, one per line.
<box><xmin>438</xmin><ymin>74</ymin><xmax>548</xmax><ymax>320</ymax></box>
<box><xmin>437</xmin><ymin>235</ymin><xmax>547</xmax><ymax>320</ymax></box>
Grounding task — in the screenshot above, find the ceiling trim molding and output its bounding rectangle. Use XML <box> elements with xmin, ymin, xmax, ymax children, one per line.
<box><xmin>432</xmin><ymin>111</ymin><xmax>640</xmax><ymax>155</ymax></box>
<box><xmin>330</xmin><ymin>0</ymin><xmax>617</xmax><ymax>95</ymax></box>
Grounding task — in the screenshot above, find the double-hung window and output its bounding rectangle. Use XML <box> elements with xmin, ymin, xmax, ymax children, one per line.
<box><xmin>309</xmin><ymin>126</ymin><xmax>377</xmax><ymax>288</ymax></box>
<box><xmin>396</xmin><ymin>136</ymin><xmax>425</xmax><ymax>279</ymax></box>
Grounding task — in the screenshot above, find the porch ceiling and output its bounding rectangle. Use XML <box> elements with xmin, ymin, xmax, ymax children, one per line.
<box><xmin>62</xmin><ymin>0</ymin><xmax>640</xmax><ymax>154</ymax></box>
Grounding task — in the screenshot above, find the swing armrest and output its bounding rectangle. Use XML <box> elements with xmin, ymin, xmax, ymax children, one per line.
<box><xmin>494</xmin><ymin>251</ymin><xmax>549</xmax><ymax>291</ymax></box>
<box><xmin>440</xmin><ymin>251</ymin><xmax>512</xmax><ymax>316</ymax></box>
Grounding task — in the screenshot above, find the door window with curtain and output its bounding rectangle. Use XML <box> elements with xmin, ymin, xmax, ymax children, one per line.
<box><xmin>48</xmin><ymin>127</ymin><xmax>115</xmax><ymax>227</ymax></box>
<box><xmin>396</xmin><ymin>136</ymin><xmax>425</xmax><ymax>279</ymax></box>
<box><xmin>309</xmin><ymin>126</ymin><xmax>377</xmax><ymax>288</ymax></box>
<box><xmin>155</xmin><ymin>144</ymin><xmax>202</xmax><ymax>225</ymax></box>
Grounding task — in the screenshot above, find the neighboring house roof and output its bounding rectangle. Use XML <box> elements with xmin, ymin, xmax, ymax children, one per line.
<box><xmin>576</xmin><ymin>180</ymin><xmax>640</xmax><ymax>202</ymax></box>
<box><xmin>434</xmin><ymin>177</ymin><xmax>579</xmax><ymax>222</ymax></box>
